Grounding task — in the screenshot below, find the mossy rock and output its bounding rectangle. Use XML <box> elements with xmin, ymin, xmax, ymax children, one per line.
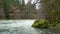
<box><xmin>32</xmin><ymin>19</ymin><xmax>49</xmax><ymax>28</ymax></box>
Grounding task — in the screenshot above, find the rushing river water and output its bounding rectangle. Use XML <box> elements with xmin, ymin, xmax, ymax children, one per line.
<box><xmin>0</xmin><ymin>20</ymin><xmax>60</xmax><ymax>34</ymax></box>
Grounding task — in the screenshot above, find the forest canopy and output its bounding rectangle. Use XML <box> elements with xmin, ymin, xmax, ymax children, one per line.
<box><xmin>0</xmin><ymin>0</ymin><xmax>60</xmax><ymax>19</ymax></box>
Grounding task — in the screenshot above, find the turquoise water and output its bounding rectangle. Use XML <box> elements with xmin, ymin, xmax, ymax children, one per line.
<box><xmin>0</xmin><ymin>20</ymin><xmax>60</xmax><ymax>34</ymax></box>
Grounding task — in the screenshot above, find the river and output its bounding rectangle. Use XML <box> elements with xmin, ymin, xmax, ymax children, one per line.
<box><xmin>0</xmin><ymin>20</ymin><xmax>60</xmax><ymax>34</ymax></box>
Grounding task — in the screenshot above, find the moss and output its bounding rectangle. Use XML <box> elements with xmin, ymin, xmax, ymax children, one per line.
<box><xmin>32</xmin><ymin>19</ymin><xmax>48</xmax><ymax>28</ymax></box>
<box><xmin>32</xmin><ymin>19</ymin><xmax>60</xmax><ymax>31</ymax></box>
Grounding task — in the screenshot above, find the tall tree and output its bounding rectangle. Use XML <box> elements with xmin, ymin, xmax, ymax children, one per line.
<box><xmin>3</xmin><ymin>0</ymin><xmax>21</xmax><ymax>19</ymax></box>
<box><xmin>0</xmin><ymin>0</ymin><xmax>3</xmax><ymax>8</ymax></box>
<box><xmin>3</xmin><ymin>0</ymin><xmax>11</xmax><ymax>19</ymax></box>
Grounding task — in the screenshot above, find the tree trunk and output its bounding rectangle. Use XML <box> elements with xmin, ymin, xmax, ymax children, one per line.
<box><xmin>3</xmin><ymin>0</ymin><xmax>10</xmax><ymax>19</ymax></box>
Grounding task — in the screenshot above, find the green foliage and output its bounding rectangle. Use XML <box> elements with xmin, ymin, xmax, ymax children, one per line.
<box><xmin>40</xmin><ymin>0</ymin><xmax>60</xmax><ymax>25</ymax></box>
<box><xmin>3</xmin><ymin>0</ymin><xmax>11</xmax><ymax>19</ymax></box>
<box><xmin>12</xmin><ymin>0</ymin><xmax>20</xmax><ymax>6</ymax></box>
<box><xmin>3</xmin><ymin>0</ymin><xmax>22</xmax><ymax>19</ymax></box>
<box><xmin>31</xmin><ymin>0</ymin><xmax>60</xmax><ymax>30</ymax></box>
<box><xmin>55</xmin><ymin>23</ymin><xmax>60</xmax><ymax>30</ymax></box>
<box><xmin>0</xmin><ymin>0</ymin><xmax>3</xmax><ymax>8</ymax></box>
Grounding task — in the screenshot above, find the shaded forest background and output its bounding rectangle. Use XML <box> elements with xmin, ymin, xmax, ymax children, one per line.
<box><xmin>0</xmin><ymin>0</ymin><xmax>60</xmax><ymax>20</ymax></box>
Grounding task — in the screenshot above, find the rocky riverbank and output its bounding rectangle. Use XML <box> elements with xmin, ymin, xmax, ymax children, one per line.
<box><xmin>32</xmin><ymin>19</ymin><xmax>60</xmax><ymax>31</ymax></box>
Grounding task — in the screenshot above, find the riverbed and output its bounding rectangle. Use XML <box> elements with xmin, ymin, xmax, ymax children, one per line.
<box><xmin>0</xmin><ymin>20</ymin><xmax>60</xmax><ymax>34</ymax></box>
